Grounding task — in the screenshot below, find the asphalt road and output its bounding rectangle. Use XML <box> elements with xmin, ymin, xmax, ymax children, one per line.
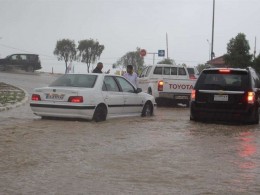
<box><xmin>0</xmin><ymin>71</ymin><xmax>260</xmax><ymax>195</ymax></box>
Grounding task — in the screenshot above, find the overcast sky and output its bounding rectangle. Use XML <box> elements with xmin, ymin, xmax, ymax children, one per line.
<box><xmin>1</xmin><ymin>0</ymin><xmax>260</xmax><ymax>73</ymax></box>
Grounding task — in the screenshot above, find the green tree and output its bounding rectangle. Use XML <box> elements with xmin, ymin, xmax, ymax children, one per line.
<box><xmin>157</xmin><ymin>58</ymin><xmax>175</xmax><ymax>65</ymax></box>
<box><xmin>53</xmin><ymin>39</ymin><xmax>77</xmax><ymax>73</ymax></box>
<box><xmin>115</xmin><ymin>47</ymin><xmax>144</xmax><ymax>73</ymax></box>
<box><xmin>78</xmin><ymin>39</ymin><xmax>104</xmax><ymax>73</ymax></box>
<box><xmin>224</xmin><ymin>33</ymin><xmax>252</xmax><ymax>68</ymax></box>
<box><xmin>197</xmin><ymin>63</ymin><xmax>209</xmax><ymax>73</ymax></box>
<box><xmin>252</xmin><ymin>54</ymin><xmax>260</xmax><ymax>73</ymax></box>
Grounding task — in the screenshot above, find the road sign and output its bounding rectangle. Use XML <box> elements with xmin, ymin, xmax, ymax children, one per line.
<box><xmin>140</xmin><ymin>49</ymin><xmax>147</xmax><ymax>57</ymax></box>
<box><xmin>158</xmin><ymin>50</ymin><xmax>165</xmax><ymax>57</ymax></box>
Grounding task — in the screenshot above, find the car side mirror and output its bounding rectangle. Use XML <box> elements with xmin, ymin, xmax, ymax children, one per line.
<box><xmin>136</xmin><ymin>88</ymin><xmax>142</xmax><ymax>93</ymax></box>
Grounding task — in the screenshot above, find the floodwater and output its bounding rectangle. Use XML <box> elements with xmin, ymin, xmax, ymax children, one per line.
<box><xmin>0</xmin><ymin>71</ymin><xmax>260</xmax><ymax>194</ymax></box>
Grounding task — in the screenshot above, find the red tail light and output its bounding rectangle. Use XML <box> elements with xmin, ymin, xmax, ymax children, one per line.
<box><xmin>247</xmin><ymin>92</ymin><xmax>255</xmax><ymax>104</ymax></box>
<box><xmin>32</xmin><ymin>94</ymin><xmax>41</xmax><ymax>101</ymax></box>
<box><xmin>68</xmin><ymin>96</ymin><xmax>83</xmax><ymax>103</ymax></box>
<box><xmin>158</xmin><ymin>80</ymin><xmax>164</xmax><ymax>91</ymax></box>
<box><xmin>191</xmin><ymin>89</ymin><xmax>196</xmax><ymax>101</ymax></box>
<box><xmin>189</xmin><ymin>74</ymin><xmax>196</xmax><ymax>79</ymax></box>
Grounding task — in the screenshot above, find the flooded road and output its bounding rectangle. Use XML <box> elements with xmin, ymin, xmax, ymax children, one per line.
<box><xmin>0</xmin><ymin>72</ymin><xmax>260</xmax><ymax>194</ymax></box>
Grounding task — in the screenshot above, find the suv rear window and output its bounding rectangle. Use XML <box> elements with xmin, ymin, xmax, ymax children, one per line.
<box><xmin>196</xmin><ymin>70</ymin><xmax>249</xmax><ymax>91</ymax></box>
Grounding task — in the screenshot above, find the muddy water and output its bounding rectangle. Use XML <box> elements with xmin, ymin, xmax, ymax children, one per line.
<box><xmin>0</xmin><ymin>72</ymin><xmax>260</xmax><ymax>194</ymax></box>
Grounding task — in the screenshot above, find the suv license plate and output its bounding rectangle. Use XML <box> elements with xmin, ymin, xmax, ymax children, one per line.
<box><xmin>214</xmin><ymin>95</ymin><xmax>228</xmax><ymax>101</ymax></box>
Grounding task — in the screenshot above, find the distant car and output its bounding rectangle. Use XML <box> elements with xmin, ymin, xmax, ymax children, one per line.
<box><xmin>187</xmin><ymin>67</ymin><xmax>199</xmax><ymax>79</ymax></box>
<box><xmin>0</xmin><ymin>54</ymin><xmax>42</xmax><ymax>72</ymax></box>
<box><xmin>30</xmin><ymin>73</ymin><xmax>156</xmax><ymax>122</ymax></box>
<box><xmin>190</xmin><ymin>67</ymin><xmax>260</xmax><ymax>124</ymax></box>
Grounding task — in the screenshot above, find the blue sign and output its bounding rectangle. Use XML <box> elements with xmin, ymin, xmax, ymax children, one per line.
<box><xmin>158</xmin><ymin>50</ymin><xmax>165</xmax><ymax>57</ymax></box>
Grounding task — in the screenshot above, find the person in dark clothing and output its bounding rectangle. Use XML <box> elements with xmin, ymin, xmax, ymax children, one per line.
<box><xmin>92</xmin><ymin>62</ymin><xmax>110</xmax><ymax>74</ymax></box>
<box><xmin>92</xmin><ymin>62</ymin><xmax>103</xmax><ymax>73</ymax></box>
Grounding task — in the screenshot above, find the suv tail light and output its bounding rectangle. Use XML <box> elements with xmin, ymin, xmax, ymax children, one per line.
<box><xmin>158</xmin><ymin>80</ymin><xmax>164</xmax><ymax>91</ymax></box>
<box><xmin>219</xmin><ymin>69</ymin><xmax>230</xmax><ymax>73</ymax></box>
<box><xmin>191</xmin><ymin>89</ymin><xmax>196</xmax><ymax>101</ymax></box>
<box><xmin>68</xmin><ymin>96</ymin><xmax>83</xmax><ymax>103</ymax></box>
<box><xmin>32</xmin><ymin>94</ymin><xmax>41</xmax><ymax>101</ymax></box>
<box><xmin>247</xmin><ymin>92</ymin><xmax>255</xmax><ymax>104</ymax></box>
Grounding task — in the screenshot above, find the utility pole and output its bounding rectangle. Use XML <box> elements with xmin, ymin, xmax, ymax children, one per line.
<box><xmin>254</xmin><ymin>36</ymin><xmax>256</xmax><ymax>60</ymax></box>
<box><xmin>166</xmin><ymin>33</ymin><xmax>169</xmax><ymax>59</ymax></box>
<box><xmin>207</xmin><ymin>39</ymin><xmax>211</xmax><ymax>61</ymax></box>
<box><xmin>211</xmin><ymin>0</ymin><xmax>215</xmax><ymax>60</ymax></box>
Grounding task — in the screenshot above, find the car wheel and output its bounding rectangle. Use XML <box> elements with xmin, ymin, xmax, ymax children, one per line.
<box><xmin>26</xmin><ymin>65</ymin><xmax>34</xmax><ymax>72</ymax></box>
<box><xmin>93</xmin><ymin>105</ymin><xmax>107</xmax><ymax>122</ymax></box>
<box><xmin>142</xmin><ymin>102</ymin><xmax>153</xmax><ymax>117</ymax></box>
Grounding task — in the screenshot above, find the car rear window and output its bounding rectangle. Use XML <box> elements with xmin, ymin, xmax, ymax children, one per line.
<box><xmin>49</xmin><ymin>74</ymin><xmax>97</xmax><ymax>88</ymax></box>
<box><xmin>196</xmin><ymin>70</ymin><xmax>249</xmax><ymax>91</ymax></box>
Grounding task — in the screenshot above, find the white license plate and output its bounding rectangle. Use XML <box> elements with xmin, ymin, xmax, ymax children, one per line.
<box><xmin>174</xmin><ymin>95</ymin><xmax>189</xmax><ymax>100</ymax></box>
<box><xmin>46</xmin><ymin>93</ymin><xmax>65</xmax><ymax>100</ymax></box>
<box><xmin>214</xmin><ymin>95</ymin><xmax>228</xmax><ymax>101</ymax></box>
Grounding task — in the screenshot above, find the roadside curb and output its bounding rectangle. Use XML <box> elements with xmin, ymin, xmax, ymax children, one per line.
<box><xmin>0</xmin><ymin>85</ymin><xmax>29</xmax><ymax>112</ymax></box>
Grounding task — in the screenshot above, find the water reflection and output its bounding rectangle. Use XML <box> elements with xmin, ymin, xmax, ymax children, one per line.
<box><xmin>231</xmin><ymin>131</ymin><xmax>258</xmax><ymax>193</ymax></box>
<box><xmin>238</xmin><ymin>132</ymin><xmax>256</xmax><ymax>159</ymax></box>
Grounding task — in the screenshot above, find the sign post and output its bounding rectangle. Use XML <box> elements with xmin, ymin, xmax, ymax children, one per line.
<box><xmin>158</xmin><ymin>50</ymin><xmax>165</xmax><ymax>57</ymax></box>
<box><xmin>140</xmin><ymin>49</ymin><xmax>165</xmax><ymax>65</ymax></box>
<box><xmin>140</xmin><ymin>49</ymin><xmax>147</xmax><ymax>57</ymax></box>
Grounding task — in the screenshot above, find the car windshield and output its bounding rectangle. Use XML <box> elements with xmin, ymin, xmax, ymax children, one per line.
<box><xmin>196</xmin><ymin>70</ymin><xmax>249</xmax><ymax>91</ymax></box>
<box><xmin>49</xmin><ymin>74</ymin><xmax>97</xmax><ymax>88</ymax></box>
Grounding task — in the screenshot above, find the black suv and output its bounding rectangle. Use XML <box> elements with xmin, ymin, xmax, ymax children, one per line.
<box><xmin>0</xmin><ymin>54</ymin><xmax>42</xmax><ymax>72</ymax></box>
<box><xmin>190</xmin><ymin>67</ymin><xmax>260</xmax><ymax>124</ymax></box>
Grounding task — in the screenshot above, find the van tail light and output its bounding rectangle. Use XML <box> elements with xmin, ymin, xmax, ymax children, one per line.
<box><xmin>32</xmin><ymin>94</ymin><xmax>41</xmax><ymax>101</ymax></box>
<box><xmin>68</xmin><ymin>96</ymin><xmax>83</xmax><ymax>103</ymax></box>
<box><xmin>247</xmin><ymin>92</ymin><xmax>255</xmax><ymax>104</ymax></box>
<box><xmin>191</xmin><ymin>89</ymin><xmax>196</xmax><ymax>101</ymax></box>
<box><xmin>189</xmin><ymin>74</ymin><xmax>196</xmax><ymax>79</ymax></box>
<box><xmin>158</xmin><ymin>80</ymin><xmax>164</xmax><ymax>91</ymax></box>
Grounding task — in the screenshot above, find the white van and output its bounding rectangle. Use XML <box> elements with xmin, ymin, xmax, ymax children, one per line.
<box><xmin>138</xmin><ymin>64</ymin><xmax>196</xmax><ymax>106</ymax></box>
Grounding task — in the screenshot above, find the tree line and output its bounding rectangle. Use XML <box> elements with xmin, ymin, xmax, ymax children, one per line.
<box><xmin>54</xmin><ymin>33</ymin><xmax>260</xmax><ymax>74</ymax></box>
<box><xmin>53</xmin><ymin>39</ymin><xmax>104</xmax><ymax>73</ymax></box>
<box><xmin>197</xmin><ymin>33</ymin><xmax>260</xmax><ymax>73</ymax></box>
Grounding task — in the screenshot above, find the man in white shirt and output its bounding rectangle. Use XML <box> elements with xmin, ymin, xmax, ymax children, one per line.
<box><xmin>123</xmin><ymin>65</ymin><xmax>138</xmax><ymax>88</ymax></box>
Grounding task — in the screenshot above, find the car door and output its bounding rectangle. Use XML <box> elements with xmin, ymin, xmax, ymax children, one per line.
<box><xmin>102</xmin><ymin>76</ymin><xmax>124</xmax><ymax>115</ymax></box>
<box><xmin>10</xmin><ymin>54</ymin><xmax>19</xmax><ymax>68</ymax></box>
<box><xmin>115</xmin><ymin>76</ymin><xmax>143</xmax><ymax>114</ymax></box>
<box><xmin>138</xmin><ymin>66</ymin><xmax>152</xmax><ymax>93</ymax></box>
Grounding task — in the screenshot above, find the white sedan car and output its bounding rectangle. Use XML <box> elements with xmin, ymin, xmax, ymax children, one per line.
<box><xmin>30</xmin><ymin>73</ymin><xmax>156</xmax><ymax>122</ymax></box>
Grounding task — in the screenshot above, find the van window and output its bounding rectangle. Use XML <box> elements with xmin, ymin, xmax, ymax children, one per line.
<box><xmin>163</xmin><ymin>67</ymin><xmax>171</xmax><ymax>75</ymax></box>
<box><xmin>171</xmin><ymin>67</ymin><xmax>177</xmax><ymax>75</ymax></box>
<box><xmin>178</xmin><ymin>67</ymin><xmax>187</xmax><ymax>75</ymax></box>
<box><xmin>154</xmin><ymin>67</ymin><xmax>163</xmax><ymax>75</ymax></box>
<box><xmin>140</xmin><ymin>67</ymin><xmax>148</xmax><ymax>77</ymax></box>
<box><xmin>145</xmin><ymin>66</ymin><xmax>152</xmax><ymax>77</ymax></box>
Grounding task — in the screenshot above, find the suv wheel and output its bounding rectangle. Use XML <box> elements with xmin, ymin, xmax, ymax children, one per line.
<box><xmin>251</xmin><ymin>107</ymin><xmax>259</xmax><ymax>124</ymax></box>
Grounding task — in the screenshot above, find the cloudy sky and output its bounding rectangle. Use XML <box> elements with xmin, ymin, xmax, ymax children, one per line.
<box><xmin>0</xmin><ymin>0</ymin><xmax>260</xmax><ymax>73</ymax></box>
